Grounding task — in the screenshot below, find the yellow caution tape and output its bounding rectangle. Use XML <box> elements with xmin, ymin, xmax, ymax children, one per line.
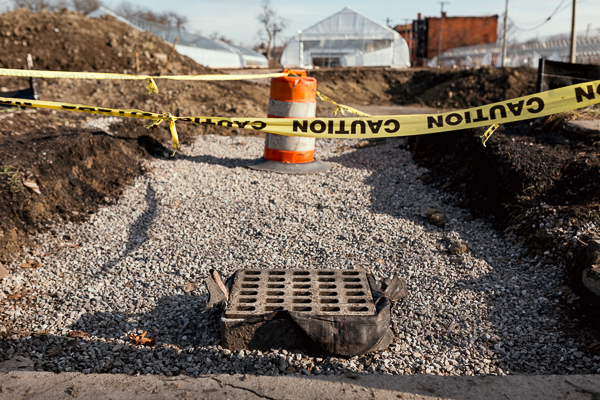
<box><xmin>315</xmin><ymin>91</ymin><xmax>372</xmax><ymax>117</ymax></box>
<box><xmin>0</xmin><ymin>67</ymin><xmax>365</xmax><ymax>116</ymax></box>
<box><xmin>144</xmin><ymin>113</ymin><xmax>179</xmax><ymax>150</ymax></box>
<box><xmin>481</xmin><ymin>123</ymin><xmax>501</xmax><ymax>146</ymax></box>
<box><xmin>1</xmin><ymin>80</ymin><xmax>599</xmax><ymax>150</ymax></box>
<box><xmin>146</xmin><ymin>77</ymin><xmax>159</xmax><ymax>94</ymax></box>
<box><xmin>0</xmin><ymin>68</ymin><xmax>287</xmax><ymax>82</ymax></box>
<box><xmin>0</xmin><ymin>68</ymin><xmax>287</xmax><ymax>93</ymax></box>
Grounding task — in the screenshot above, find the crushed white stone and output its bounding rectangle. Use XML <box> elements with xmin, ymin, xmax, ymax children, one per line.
<box><xmin>1</xmin><ymin>135</ymin><xmax>598</xmax><ymax>377</ymax></box>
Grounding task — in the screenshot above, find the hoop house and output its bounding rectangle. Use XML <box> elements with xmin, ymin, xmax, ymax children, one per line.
<box><xmin>281</xmin><ymin>7</ymin><xmax>410</xmax><ymax>68</ymax></box>
<box><xmin>91</xmin><ymin>7</ymin><xmax>268</xmax><ymax>69</ymax></box>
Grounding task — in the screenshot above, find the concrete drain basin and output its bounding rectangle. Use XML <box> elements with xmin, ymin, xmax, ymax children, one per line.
<box><xmin>205</xmin><ymin>268</ymin><xmax>407</xmax><ymax>357</ymax></box>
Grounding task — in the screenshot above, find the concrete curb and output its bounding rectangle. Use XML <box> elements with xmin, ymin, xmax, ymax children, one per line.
<box><xmin>1</xmin><ymin>372</ymin><xmax>599</xmax><ymax>399</ymax></box>
<box><xmin>564</xmin><ymin>119</ymin><xmax>600</xmax><ymax>133</ymax></box>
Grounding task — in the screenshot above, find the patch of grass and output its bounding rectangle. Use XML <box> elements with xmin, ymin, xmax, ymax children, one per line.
<box><xmin>572</xmin><ymin>104</ymin><xmax>600</xmax><ymax>120</ymax></box>
<box><xmin>0</xmin><ymin>165</ymin><xmax>25</xmax><ymax>197</ymax></box>
<box><xmin>542</xmin><ymin>111</ymin><xmax>575</xmax><ymax>131</ymax></box>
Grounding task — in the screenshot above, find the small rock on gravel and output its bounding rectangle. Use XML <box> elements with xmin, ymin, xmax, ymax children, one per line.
<box><xmin>425</xmin><ymin>208</ymin><xmax>449</xmax><ymax>227</ymax></box>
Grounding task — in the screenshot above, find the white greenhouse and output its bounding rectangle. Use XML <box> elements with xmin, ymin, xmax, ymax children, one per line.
<box><xmin>90</xmin><ymin>7</ymin><xmax>268</xmax><ymax>69</ymax></box>
<box><xmin>281</xmin><ymin>7</ymin><xmax>410</xmax><ymax>68</ymax></box>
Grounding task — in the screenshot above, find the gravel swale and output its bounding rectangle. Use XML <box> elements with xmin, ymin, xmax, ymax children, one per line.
<box><xmin>1</xmin><ymin>135</ymin><xmax>599</xmax><ymax>377</ymax></box>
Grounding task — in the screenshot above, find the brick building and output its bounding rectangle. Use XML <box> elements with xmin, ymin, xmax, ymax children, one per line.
<box><xmin>395</xmin><ymin>13</ymin><xmax>498</xmax><ymax>66</ymax></box>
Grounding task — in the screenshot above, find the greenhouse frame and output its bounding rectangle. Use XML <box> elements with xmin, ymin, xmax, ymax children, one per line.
<box><xmin>280</xmin><ymin>7</ymin><xmax>410</xmax><ymax>69</ymax></box>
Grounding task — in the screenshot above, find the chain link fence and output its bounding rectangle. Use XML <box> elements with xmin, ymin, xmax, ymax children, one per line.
<box><xmin>437</xmin><ymin>29</ymin><xmax>600</xmax><ymax>68</ymax></box>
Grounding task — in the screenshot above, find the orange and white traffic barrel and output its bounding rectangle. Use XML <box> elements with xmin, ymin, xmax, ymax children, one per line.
<box><xmin>249</xmin><ymin>69</ymin><xmax>330</xmax><ymax>174</ymax></box>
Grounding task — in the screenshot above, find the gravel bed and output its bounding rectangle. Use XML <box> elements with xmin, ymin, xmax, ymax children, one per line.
<box><xmin>1</xmin><ymin>135</ymin><xmax>599</xmax><ymax>377</ymax></box>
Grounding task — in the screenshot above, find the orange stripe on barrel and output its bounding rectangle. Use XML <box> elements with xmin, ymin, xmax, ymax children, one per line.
<box><xmin>264</xmin><ymin>148</ymin><xmax>315</xmax><ymax>163</ymax></box>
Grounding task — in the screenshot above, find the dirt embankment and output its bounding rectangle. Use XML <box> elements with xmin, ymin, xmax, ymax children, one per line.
<box><xmin>0</xmin><ymin>9</ymin><xmax>206</xmax><ymax>74</ymax></box>
<box><xmin>388</xmin><ymin>66</ymin><xmax>538</xmax><ymax>108</ymax></box>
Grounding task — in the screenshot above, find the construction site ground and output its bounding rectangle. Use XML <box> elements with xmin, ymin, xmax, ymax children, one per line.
<box><xmin>1</xmin><ymin>9</ymin><xmax>600</xmax><ymax>399</ymax></box>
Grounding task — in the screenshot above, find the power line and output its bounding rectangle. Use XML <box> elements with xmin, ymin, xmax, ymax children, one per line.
<box><xmin>437</xmin><ymin>1</ymin><xmax>450</xmax><ymax>66</ymax></box>
<box><xmin>508</xmin><ymin>0</ymin><xmax>567</xmax><ymax>31</ymax></box>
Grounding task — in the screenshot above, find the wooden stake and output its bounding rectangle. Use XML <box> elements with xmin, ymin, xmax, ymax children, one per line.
<box><xmin>26</xmin><ymin>54</ymin><xmax>39</xmax><ymax>100</ymax></box>
<box><xmin>163</xmin><ymin>37</ymin><xmax>179</xmax><ymax>74</ymax></box>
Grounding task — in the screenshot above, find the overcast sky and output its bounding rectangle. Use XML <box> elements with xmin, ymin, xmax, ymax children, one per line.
<box><xmin>4</xmin><ymin>0</ymin><xmax>599</xmax><ymax>47</ymax></box>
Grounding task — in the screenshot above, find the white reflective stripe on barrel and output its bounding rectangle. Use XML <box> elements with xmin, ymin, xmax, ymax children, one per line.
<box><xmin>265</xmin><ymin>133</ymin><xmax>316</xmax><ymax>151</ymax></box>
<box><xmin>268</xmin><ymin>98</ymin><xmax>316</xmax><ymax>118</ymax></box>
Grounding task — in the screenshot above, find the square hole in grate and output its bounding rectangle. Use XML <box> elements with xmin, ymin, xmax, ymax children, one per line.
<box><xmin>242</xmin><ymin>284</ymin><xmax>259</xmax><ymax>289</ymax></box>
<box><xmin>344</xmin><ymin>284</ymin><xmax>363</xmax><ymax>289</ymax></box>
<box><xmin>293</xmin><ymin>306</ymin><xmax>312</xmax><ymax>312</ymax></box>
<box><xmin>320</xmin><ymin>291</ymin><xmax>337</xmax><ymax>296</ymax></box>
<box><xmin>268</xmin><ymin>284</ymin><xmax>285</xmax><ymax>289</ymax></box>
<box><xmin>294</xmin><ymin>284</ymin><xmax>310</xmax><ymax>289</ymax></box>
<box><xmin>346</xmin><ymin>291</ymin><xmax>365</xmax><ymax>296</ymax></box>
<box><xmin>293</xmin><ymin>298</ymin><xmax>312</xmax><ymax>304</ymax></box>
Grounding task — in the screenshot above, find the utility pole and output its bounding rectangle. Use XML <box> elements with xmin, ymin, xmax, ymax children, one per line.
<box><xmin>569</xmin><ymin>0</ymin><xmax>577</xmax><ymax>63</ymax></box>
<box><xmin>402</xmin><ymin>18</ymin><xmax>413</xmax><ymax>56</ymax></box>
<box><xmin>437</xmin><ymin>1</ymin><xmax>449</xmax><ymax>67</ymax></box>
<box><xmin>501</xmin><ymin>0</ymin><xmax>508</xmax><ymax>67</ymax></box>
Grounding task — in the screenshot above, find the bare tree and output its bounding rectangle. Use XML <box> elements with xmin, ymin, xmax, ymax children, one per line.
<box><xmin>164</xmin><ymin>11</ymin><xmax>187</xmax><ymax>29</ymax></box>
<box><xmin>118</xmin><ymin>3</ymin><xmax>187</xmax><ymax>29</ymax></box>
<box><xmin>12</xmin><ymin>0</ymin><xmax>60</xmax><ymax>12</ymax></box>
<box><xmin>209</xmin><ymin>31</ymin><xmax>233</xmax><ymax>44</ymax></box>
<box><xmin>257</xmin><ymin>0</ymin><xmax>287</xmax><ymax>65</ymax></box>
<box><xmin>72</xmin><ymin>0</ymin><xmax>100</xmax><ymax>15</ymax></box>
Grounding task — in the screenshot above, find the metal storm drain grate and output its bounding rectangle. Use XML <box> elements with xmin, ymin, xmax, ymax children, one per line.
<box><xmin>225</xmin><ymin>269</ymin><xmax>376</xmax><ymax>318</ymax></box>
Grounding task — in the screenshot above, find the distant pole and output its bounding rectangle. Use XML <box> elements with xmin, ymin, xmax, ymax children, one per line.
<box><xmin>437</xmin><ymin>1</ymin><xmax>449</xmax><ymax>67</ymax></box>
<box><xmin>402</xmin><ymin>18</ymin><xmax>413</xmax><ymax>55</ymax></box>
<box><xmin>501</xmin><ymin>0</ymin><xmax>508</xmax><ymax>67</ymax></box>
<box><xmin>569</xmin><ymin>0</ymin><xmax>577</xmax><ymax>63</ymax></box>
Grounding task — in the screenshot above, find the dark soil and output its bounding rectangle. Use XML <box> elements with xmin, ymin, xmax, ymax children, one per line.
<box><xmin>0</xmin><ymin>115</ymin><xmax>148</xmax><ymax>259</ymax></box>
<box><xmin>388</xmin><ymin>66</ymin><xmax>538</xmax><ymax>109</ymax></box>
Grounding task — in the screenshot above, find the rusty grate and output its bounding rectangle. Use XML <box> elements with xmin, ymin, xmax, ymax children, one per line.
<box><xmin>225</xmin><ymin>269</ymin><xmax>376</xmax><ymax>318</ymax></box>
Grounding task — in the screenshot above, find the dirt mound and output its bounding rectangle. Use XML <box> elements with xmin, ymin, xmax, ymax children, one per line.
<box><xmin>309</xmin><ymin>68</ymin><xmax>413</xmax><ymax>109</ymax></box>
<box><xmin>389</xmin><ymin>66</ymin><xmax>537</xmax><ymax>109</ymax></box>
<box><xmin>0</xmin><ymin>115</ymin><xmax>150</xmax><ymax>258</ymax></box>
<box><xmin>0</xmin><ymin>9</ymin><xmax>209</xmax><ymax>75</ymax></box>
<box><xmin>306</xmin><ymin>66</ymin><xmax>537</xmax><ymax>112</ymax></box>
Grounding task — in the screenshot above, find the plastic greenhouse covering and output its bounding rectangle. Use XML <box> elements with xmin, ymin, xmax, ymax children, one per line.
<box><xmin>281</xmin><ymin>7</ymin><xmax>410</xmax><ymax>68</ymax></box>
<box><xmin>90</xmin><ymin>7</ymin><xmax>268</xmax><ymax>69</ymax></box>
